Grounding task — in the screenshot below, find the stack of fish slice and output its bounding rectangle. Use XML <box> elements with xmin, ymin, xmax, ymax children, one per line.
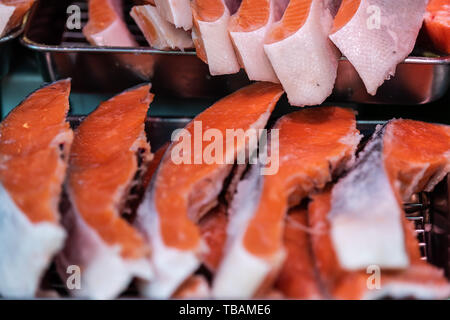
<box><xmin>83</xmin><ymin>0</ymin><xmax>437</xmax><ymax>106</ymax></box>
<box><xmin>0</xmin><ymin>80</ymin><xmax>449</xmax><ymax>299</ymax></box>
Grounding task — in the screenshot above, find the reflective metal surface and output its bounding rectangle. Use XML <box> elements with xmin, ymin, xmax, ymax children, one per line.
<box><xmin>22</xmin><ymin>0</ymin><xmax>450</xmax><ymax>103</ymax></box>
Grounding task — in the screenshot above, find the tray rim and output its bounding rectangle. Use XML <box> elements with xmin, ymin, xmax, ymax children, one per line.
<box><xmin>0</xmin><ymin>17</ymin><xmax>28</xmax><ymax>45</ymax></box>
<box><xmin>21</xmin><ymin>34</ymin><xmax>450</xmax><ymax>65</ymax></box>
<box><xmin>19</xmin><ymin>0</ymin><xmax>450</xmax><ymax>65</ymax></box>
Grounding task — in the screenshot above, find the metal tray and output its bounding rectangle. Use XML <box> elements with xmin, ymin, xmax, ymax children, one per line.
<box><xmin>21</xmin><ymin>0</ymin><xmax>450</xmax><ymax>104</ymax></box>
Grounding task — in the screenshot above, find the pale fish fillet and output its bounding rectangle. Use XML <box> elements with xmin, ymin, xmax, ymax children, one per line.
<box><xmin>83</xmin><ymin>0</ymin><xmax>137</xmax><ymax>47</ymax></box>
<box><xmin>264</xmin><ymin>0</ymin><xmax>339</xmax><ymax>107</ymax></box>
<box><xmin>213</xmin><ymin>107</ymin><xmax>361</xmax><ymax>298</ymax></box>
<box><xmin>228</xmin><ymin>0</ymin><xmax>285</xmax><ymax>83</ymax></box>
<box><xmin>328</xmin><ymin>119</ymin><xmax>450</xmax><ymax>271</ymax></box>
<box><xmin>191</xmin><ymin>0</ymin><xmax>241</xmax><ymax>75</ymax></box>
<box><xmin>154</xmin><ymin>0</ymin><xmax>193</xmax><ymax>30</ymax></box>
<box><xmin>329</xmin><ymin>0</ymin><xmax>428</xmax><ymax>95</ymax></box>
<box><xmin>0</xmin><ymin>80</ymin><xmax>73</xmax><ymax>298</ymax></box>
<box><xmin>131</xmin><ymin>5</ymin><xmax>193</xmax><ymax>50</ymax></box>
<box><xmin>0</xmin><ymin>0</ymin><xmax>35</xmax><ymax>37</ymax></box>
<box><xmin>135</xmin><ymin>82</ymin><xmax>283</xmax><ymax>299</ymax></box>
<box><xmin>309</xmin><ymin>190</ymin><xmax>450</xmax><ymax>300</ymax></box>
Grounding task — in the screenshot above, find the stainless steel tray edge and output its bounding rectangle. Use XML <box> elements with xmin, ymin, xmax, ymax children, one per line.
<box><xmin>19</xmin><ymin>0</ymin><xmax>450</xmax><ymax>103</ymax></box>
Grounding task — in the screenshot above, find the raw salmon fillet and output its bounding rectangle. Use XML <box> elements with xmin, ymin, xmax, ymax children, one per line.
<box><xmin>131</xmin><ymin>5</ymin><xmax>193</xmax><ymax>50</ymax></box>
<box><xmin>424</xmin><ymin>0</ymin><xmax>450</xmax><ymax>54</ymax></box>
<box><xmin>0</xmin><ymin>0</ymin><xmax>35</xmax><ymax>37</ymax></box>
<box><xmin>328</xmin><ymin>119</ymin><xmax>450</xmax><ymax>271</ymax></box>
<box><xmin>329</xmin><ymin>0</ymin><xmax>428</xmax><ymax>95</ymax></box>
<box><xmin>199</xmin><ymin>203</ymin><xmax>229</xmax><ymax>272</ymax></box>
<box><xmin>154</xmin><ymin>0</ymin><xmax>193</xmax><ymax>30</ymax></box>
<box><xmin>57</xmin><ymin>84</ymin><xmax>154</xmax><ymax>299</ymax></box>
<box><xmin>191</xmin><ymin>0</ymin><xmax>241</xmax><ymax>75</ymax></box>
<box><xmin>228</xmin><ymin>0</ymin><xmax>284</xmax><ymax>82</ymax></box>
<box><xmin>135</xmin><ymin>82</ymin><xmax>284</xmax><ymax>298</ymax></box>
<box><xmin>275</xmin><ymin>208</ymin><xmax>323</xmax><ymax>299</ymax></box>
<box><xmin>84</xmin><ymin>0</ymin><xmax>137</xmax><ymax>46</ymax></box>
<box><xmin>0</xmin><ymin>80</ymin><xmax>73</xmax><ymax>297</ymax></box>
<box><xmin>199</xmin><ymin>164</ymin><xmax>248</xmax><ymax>273</ymax></box>
<box><xmin>213</xmin><ymin>107</ymin><xmax>361</xmax><ymax>298</ymax></box>
<box><xmin>309</xmin><ymin>191</ymin><xmax>450</xmax><ymax>299</ymax></box>
<box><xmin>264</xmin><ymin>0</ymin><xmax>339</xmax><ymax>107</ymax></box>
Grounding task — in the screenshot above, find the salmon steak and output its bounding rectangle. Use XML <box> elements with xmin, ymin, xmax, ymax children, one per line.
<box><xmin>135</xmin><ymin>82</ymin><xmax>284</xmax><ymax>298</ymax></box>
<box><xmin>264</xmin><ymin>0</ymin><xmax>339</xmax><ymax>107</ymax></box>
<box><xmin>424</xmin><ymin>0</ymin><xmax>450</xmax><ymax>54</ymax></box>
<box><xmin>213</xmin><ymin>107</ymin><xmax>361</xmax><ymax>298</ymax></box>
<box><xmin>154</xmin><ymin>0</ymin><xmax>193</xmax><ymax>30</ymax></box>
<box><xmin>83</xmin><ymin>0</ymin><xmax>137</xmax><ymax>47</ymax></box>
<box><xmin>0</xmin><ymin>80</ymin><xmax>73</xmax><ymax>298</ymax></box>
<box><xmin>328</xmin><ymin>119</ymin><xmax>450</xmax><ymax>271</ymax></box>
<box><xmin>131</xmin><ymin>4</ymin><xmax>193</xmax><ymax>50</ymax></box>
<box><xmin>56</xmin><ymin>84</ymin><xmax>154</xmax><ymax>299</ymax></box>
<box><xmin>309</xmin><ymin>190</ymin><xmax>450</xmax><ymax>299</ymax></box>
<box><xmin>228</xmin><ymin>0</ymin><xmax>286</xmax><ymax>83</ymax></box>
<box><xmin>198</xmin><ymin>203</ymin><xmax>229</xmax><ymax>273</ymax></box>
<box><xmin>0</xmin><ymin>0</ymin><xmax>35</xmax><ymax>37</ymax></box>
<box><xmin>274</xmin><ymin>208</ymin><xmax>323</xmax><ymax>299</ymax></box>
<box><xmin>191</xmin><ymin>0</ymin><xmax>241</xmax><ymax>75</ymax></box>
<box><xmin>329</xmin><ymin>0</ymin><xmax>428</xmax><ymax>95</ymax></box>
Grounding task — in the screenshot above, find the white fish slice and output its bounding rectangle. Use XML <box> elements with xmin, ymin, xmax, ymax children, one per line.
<box><xmin>264</xmin><ymin>0</ymin><xmax>339</xmax><ymax>107</ymax></box>
<box><xmin>329</xmin><ymin>0</ymin><xmax>428</xmax><ymax>95</ymax></box>
<box><xmin>131</xmin><ymin>5</ymin><xmax>193</xmax><ymax>50</ymax></box>
<box><xmin>154</xmin><ymin>0</ymin><xmax>193</xmax><ymax>30</ymax></box>
<box><xmin>329</xmin><ymin>119</ymin><xmax>450</xmax><ymax>270</ymax></box>
<box><xmin>83</xmin><ymin>0</ymin><xmax>137</xmax><ymax>47</ymax></box>
<box><xmin>228</xmin><ymin>0</ymin><xmax>285</xmax><ymax>83</ymax></box>
<box><xmin>191</xmin><ymin>0</ymin><xmax>241</xmax><ymax>76</ymax></box>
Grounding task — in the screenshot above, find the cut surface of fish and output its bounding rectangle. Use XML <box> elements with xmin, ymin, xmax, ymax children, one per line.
<box><xmin>0</xmin><ymin>79</ymin><xmax>73</xmax><ymax>298</ymax></box>
<box><xmin>309</xmin><ymin>190</ymin><xmax>450</xmax><ymax>300</ymax></box>
<box><xmin>135</xmin><ymin>82</ymin><xmax>284</xmax><ymax>298</ymax></box>
<box><xmin>329</xmin><ymin>0</ymin><xmax>428</xmax><ymax>95</ymax></box>
<box><xmin>424</xmin><ymin>0</ymin><xmax>450</xmax><ymax>55</ymax></box>
<box><xmin>191</xmin><ymin>0</ymin><xmax>241</xmax><ymax>75</ymax></box>
<box><xmin>213</xmin><ymin>107</ymin><xmax>361</xmax><ymax>298</ymax></box>
<box><xmin>154</xmin><ymin>0</ymin><xmax>193</xmax><ymax>30</ymax></box>
<box><xmin>0</xmin><ymin>0</ymin><xmax>35</xmax><ymax>37</ymax></box>
<box><xmin>228</xmin><ymin>0</ymin><xmax>282</xmax><ymax>82</ymax></box>
<box><xmin>57</xmin><ymin>84</ymin><xmax>154</xmax><ymax>300</ymax></box>
<box><xmin>328</xmin><ymin>119</ymin><xmax>450</xmax><ymax>271</ymax></box>
<box><xmin>264</xmin><ymin>0</ymin><xmax>339</xmax><ymax>107</ymax></box>
<box><xmin>83</xmin><ymin>0</ymin><xmax>137</xmax><ymax>46</ymax></box>
<box><xmin>131</xmin><ymin>5</ymin><xmax>194</xmax><ymax>50</ymax></box>
<box><xmin>199</xmin><ymin>204</ymin><xmax>228</xmax><ymax>273</ymax></box>
<box><xmin>275</xmin><ymin>208</ymin><xmax>323</xmax><ymax>299</ymax></box>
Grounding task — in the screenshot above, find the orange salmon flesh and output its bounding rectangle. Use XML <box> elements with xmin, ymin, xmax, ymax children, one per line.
<box><xmin>0</xmin><ymin>79</ymin><xmax>72</xmax><ymax>224</ymax></box>
<box><xmin>68</xmin><ymin>84</ymin><xmax>153</xmax><ymax>260</ymax></box>
<box><xmin>154</xmin><ymin>82</ymin><xmax>284</xmax><ymax>251</ymax></box>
